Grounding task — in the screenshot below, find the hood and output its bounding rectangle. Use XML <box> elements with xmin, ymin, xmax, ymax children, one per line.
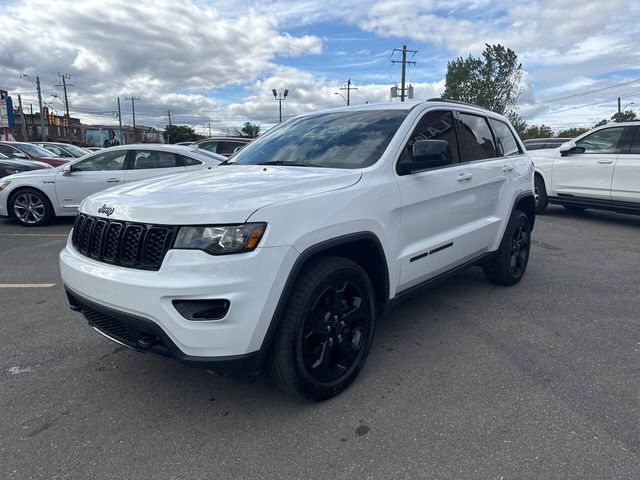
<box><xmin>81</xmin><ymin>165</ymin><xmax>362</xmax><ymax>224</ymax></box>
<box><xmin>1</xmin><ymin>167</ymin><xmax>57</xmax><ymax>181</ymax></box>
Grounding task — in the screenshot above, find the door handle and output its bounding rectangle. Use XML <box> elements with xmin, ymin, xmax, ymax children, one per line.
<box><xmin>502</xmin><ymin>165</ymin><xmax>514</xmax><ymax>172</ymax></box>
<box><xmin>106</xmin><ymin>178</ymin><xmax>121</xmax><ymax>183</ymax></box>
<box><xmin>457</xmin><ymin>173</ymin><xmax>473</xmax><ymax>181</ymax></box>
<box><xmin>596</xmin><ymin>159</ymin><xmax>613</xmax><ymax>164</ymax></box>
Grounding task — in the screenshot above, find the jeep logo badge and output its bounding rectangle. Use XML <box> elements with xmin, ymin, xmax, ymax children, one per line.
<box><xmin>98</xmin><ymin>204</ymin><xmax>115</xmax><ymax>216</ymax></box>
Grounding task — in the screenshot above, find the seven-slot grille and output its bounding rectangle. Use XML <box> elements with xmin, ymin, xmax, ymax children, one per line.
<box><xmin>72</xmin><ymin>214</ymin><xmax>177</xmax><ymax>270</ymax></box>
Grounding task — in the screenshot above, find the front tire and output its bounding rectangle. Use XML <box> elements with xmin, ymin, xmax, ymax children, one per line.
<box><xmin>10</xmin><ymin>188</ymin><xmax>54</xmax><ymax>227</ymax></box>
<box><xmin>266</xmin><ymin>255</ymin><xmax>376</xmax><ymax>401</ymax></box>
<box><xmin>534</xmin><ymin>175</ymin><xmax>548</xmax><ymax>213</ymax></box>
<box><xmin>483</xmin><ymin>210</ymin><xmax>531</xmax><ymax>286</ymax></box>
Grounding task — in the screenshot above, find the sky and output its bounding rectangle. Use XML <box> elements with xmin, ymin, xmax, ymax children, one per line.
<box><xmin>1</xmin><ymin>0</ymin><xmax>639</xmax><ymax>136</ymax></box>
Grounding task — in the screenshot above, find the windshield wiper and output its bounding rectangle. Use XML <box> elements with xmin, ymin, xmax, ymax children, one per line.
<box><xmin>258</xmin><ymin>160</ymin><xmax>322</xmax><ymax>167</ymax></box>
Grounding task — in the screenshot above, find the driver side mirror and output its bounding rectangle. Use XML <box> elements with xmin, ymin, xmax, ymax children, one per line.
<box><xmin>62</xmin><ymin>164</ymin><xmax>72</xmax><ymax>176</ymax></box>
<box><xmin>559</xmin><ymin>140</ymin><xmax>584</xmax><ymax>156</ymax></box>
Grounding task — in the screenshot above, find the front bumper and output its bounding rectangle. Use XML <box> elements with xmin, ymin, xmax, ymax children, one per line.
<box><xmin>60</xmin><ymin>235</ymin><xmax>298</xmax><ymax>360</ymax></box>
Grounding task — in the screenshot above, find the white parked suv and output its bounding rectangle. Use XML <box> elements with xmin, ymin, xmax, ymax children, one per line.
<box><xmin>531</xmin><ymin>121</ymin><xmax>640</xmax><ymax>214</ymax></box>
<box><xmin>0</xmin><ymin>144</ymin><xmax>224</xmax><ymax>226</ymax></box>
<box><xmin>60</xmin><ymin>101</ymin><xmax>535</xmax><ymax>400</ymax></box>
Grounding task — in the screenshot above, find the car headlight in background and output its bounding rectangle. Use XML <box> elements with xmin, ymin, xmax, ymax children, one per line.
<box><xmin>174</xmin><ymin>223</ymin><xmax>266</xmax><ymax>255</ymax></box>
<box><xmin>0</xmin><ymin>181</ymin><xmax>11</xmax><ymax>192</ymax></box>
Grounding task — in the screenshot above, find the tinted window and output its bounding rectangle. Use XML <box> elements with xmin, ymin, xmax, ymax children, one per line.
<box><xmin>180</xmin><ymin>155</ymin><xmax>204</xmax><ymax>166</ymax></box>
<box><xmin>73</xmin><ymin>150</ymin><xmax>127</xmax><ymax>171</ymax></box>
<box><xmin>490</xmin><ymin>119</ymin><xmax>521</xmax><ymax>157</ymax></box>
<box><xmin>13</xmin><ymin>143</ymin><xmax>53</xmax><ymax>157</ymax></box>
<box><xmin>42</xmin><ymin>145</ymin><xmax>72</xmax><ymax>157</ymax></box>
<box><xmin>398</xmin><ymin>110</ymin><xmax>459</xmax><ymax>164</ymax></box>
<box><xmin>230</xmin><ymin>110</ymin><xmax>409</xmax><ymax>169</ymax></box>
<box><xmin>132</xmin><ymin>150</ymin><xmax>180</xmax><ymax>169</ymax></box>
<box><xmin>218</xmin><ymin>141</ymin><xmax>246</xmax><ymax>155</ymax></box>
<box><xmin>198</xmin><ymin>141</ymin><xmax>218</xmax><ymax>153</ymax></box>
<box><xmin>457</xmin><ymin>113</ymin><xmax>497</xmax><ymax>161</ymax></box>
<box><xmin>627</xmin><ymin>127</ymin><xmax>640</xmax><ymax>154</ymax></box>
<box><xmin>576</xmin><ymin>127</ymin><xmax>625</xmax><ymax>154</ymax></box>
<box><xmin>0</xmin><ymin>145</ymin><xmax>18</xmax><ymax>157</ymax></box>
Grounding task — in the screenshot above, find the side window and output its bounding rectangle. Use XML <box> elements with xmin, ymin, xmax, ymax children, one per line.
<box><xmin>73</xmin><ymin>150</ymin><xmax>127</xmax><ymax>171</ymax></box>
<box><xmin>179</xmin><ymin>155</ymin><xmax>204</xmax><ymax>166</ymax></box>
<box><xmin>0</xmin><ymin>145</ymin><xmax>20</xmax><ymax>158</ymax></box>
<box><xmin>398</xmin><ymin>110</ymin><xmax>459</xmax><ymax>165</ymax></box>
<box><xmin>132</xmin><ymin>150</ymin><xmax>180</xmax><ymax>169</ymax></box>
<box><xmin>489</xmin><ymin>119</ymin><xmax>522</xmax><ymax>157</ymax></box>
<box><xmin>626</xmin><ymin>127</ymin><xmax>640</xmax><ymax>154</ymax></box>
<box><xmin>218</xmin><ymin>141</ymin><xmax>245</xmax><ymax>155</ymax></box>
<box><xmin>575</xmin><ymin>127</ymin><xmax>625</xmax><ymax>154</ymax></box>
<box><xmin>456</xmin><ymin>113</ymin><xmax>498</xmax><ymax>162</ymax></box>
<box><xmin>198</xmin><ymin>141</ymin><xmax>218</xmax><ymax>153</ymax></box>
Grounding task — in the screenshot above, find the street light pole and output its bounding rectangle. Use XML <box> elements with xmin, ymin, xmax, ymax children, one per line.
<box><xmin>272</xmin><ymin>89</ymin><xmax>288</xmax><ymax>123</ymax></box>
<box><xmin>334</xmin><ymin>92</ymin><xmax>347</xmax><ymax>104</ymax></box>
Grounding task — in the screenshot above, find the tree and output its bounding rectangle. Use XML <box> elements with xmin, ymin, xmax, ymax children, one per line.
<box><xmin>162</xmin><ymin>125</ymin><xmax>204</xmax><ymax>144</ymax></box>
<box><xmin>442</xmin><ymin>44</ymin><xmax>523</xmax><ymax>117</ymax></box>
<box><xmin>556</xmin><ymin>127</ymin><xmax>589</xmax><ymax>138</ymax></box>
<box><xmin>236</xmin><ymin>122</ymin><xmax>260</xmax><ymax>138</ymax></box>
<box><xmin>507</xmin><ymin>112</ymin><xmax>527</xmax><ymax>138</ymax></box>
<box><xmin>520</xmin><ymin>124</ymin><xmax>554</xmax><ymax>141</ymax></box>
<box><xmin>611</xmin><ymin>109</ymin><xmax>637</xmax><ymax>123</ymax></box>
<box><xmin>593</xmin><ymin>119</ymin><xmax>608</xmax><ymax>128</ymax></box>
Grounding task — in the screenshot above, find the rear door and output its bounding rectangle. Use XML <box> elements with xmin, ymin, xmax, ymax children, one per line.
<box><xmin>610</xmin><ymin>126</ymin><xmax>640</xmax><ymax>204</ymax></box>
<box><xmin>551</xmin><ymin>126</ymin><xmax>626</xmax><ymax>200</ymax></box>
<box><xmin>54</xmin><ymin>149</ymin><xmax>128</xmax><ymax>214</ymax></box>
<box><xmin>395</xmin><ymin>109</ymin><xmax>506</xmax><ymax>291</ymax></box>
<box><xmin>123</xmin><ymin>149</ymin><xmax>186</xmax><ymax>183</ymax></box>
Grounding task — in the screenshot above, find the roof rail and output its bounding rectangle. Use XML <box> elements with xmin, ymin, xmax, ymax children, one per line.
<box><xmin>427</xmin><ymin>98</ymin><xmax>484</xmax><ymax>109</ymax></box>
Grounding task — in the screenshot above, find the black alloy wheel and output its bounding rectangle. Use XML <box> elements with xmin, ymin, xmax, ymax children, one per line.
<box><xmin>300</xmin><ymin>280</ymin><xmax>370</xmax><ymax>383</ymax></box>
<box><xmin>267</xmin><ymin>255</ymin><xmax>376</xmax><ymax>400</ymax></box>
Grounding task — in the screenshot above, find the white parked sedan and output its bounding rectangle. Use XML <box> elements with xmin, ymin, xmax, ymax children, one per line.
<box><xmin>0</xmin><ymin>144</ymin><xmax>224</xmax><ymax>226</ymax></box>
<box><xmin>531</xmin><ymin>121</ymin><xmax>640</xmax><ymax>214</ymax></box>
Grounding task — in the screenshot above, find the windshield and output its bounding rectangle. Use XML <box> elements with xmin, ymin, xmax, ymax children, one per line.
<box><xmin>189</xmin><ymin>149</ymin><xmax>225</xmax><ymax>161</ymax></box>
<box><xmin>15</xmin><ymin>143</ymin><xmax>55</xmax><ymax>157</ymax></box>
<box><xmin>63</xmin><ymin>144</ymin><xmax>91</xmax><ymax>157</ymax></box>
<box><xmin>229</xmin><ymin>109</ymin><xmax>409</xmax><ymax>169</ymax></box>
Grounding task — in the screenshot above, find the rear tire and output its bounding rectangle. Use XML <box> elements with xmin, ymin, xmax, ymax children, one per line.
<box><xmin>483</xmin><ymin>210</ymin><xmax>531</xmax><ymax>286</ymax></box>
<box><xmin>266</xmin><ymin>255</ymin><xmax>376</xmax><ymax>401</ymax></box>
<box><xmin>9</xmin><ymin>188</ymin><xmax>54</xmax><ymax>227</ymax></box>
<box><xmin>534</xmin><ymin>175</ymin><xmax>548</xmax><ymax>213</ymax></box>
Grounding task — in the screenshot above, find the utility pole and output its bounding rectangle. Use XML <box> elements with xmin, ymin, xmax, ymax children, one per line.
<box><xmin>339</xmin><ymin>79</ymin><xmax>358</xmax><ymax>106</ymax></box>
<box><xmin>272</xmin><ymin>89</ymin><xmax>288</xmax><ymax>123</ymax></box>
<box><xmin>618</xmin><ymin>97</ymin><xmax>621</xmax><ymax>115</ymax></box>
<box><xmin>36</xmin><ymin>76</ymin><xmax>45</xmax><ymax>140</ymax></box>
<box><xmin>126</xmin><ymin>96</ymin><xmax>140</xmax><ymax>142</ymax></box>
<box><xmin>56</xmin><ymin>73</ymin><xmax>72</xmax><ymax>119</ymax></box>
<box><xmin>208</xmin><ymin>122</ymin><xmax>211</xmax><ymax>137</ymax></box>
<box><xmin>17</xmin><ymin>95</ymin><xmax>28</xmax><ymax>141</ymax></box>
<box><xmin>167</xmin><ymin>110</ymin><xmax>172</xmax><ymax>127</ymax></box>
<box><xmin>29</xmin><ymin>104</ymin><xmax>34</xmax><ymax>139</ymax></box>
<box><xmin>117</xmin><ymin>97</ymin><xmax>124</xmax><ymax>144</ymax></box>
<box><xmin>392</xmin><ymin>45</ymin><xmax>417</xmax><ymax>101</ymax></box>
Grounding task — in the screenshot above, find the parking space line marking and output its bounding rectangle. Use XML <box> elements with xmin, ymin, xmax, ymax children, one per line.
<box><xmin>0</xmin><ymin>233</ymin><xmax>69</xmax><ymax>237</ymax></box>
<box><xmin>0</xmin><ymin>283</ymin><xmax>56</xmax><ymax>288</ymax></box>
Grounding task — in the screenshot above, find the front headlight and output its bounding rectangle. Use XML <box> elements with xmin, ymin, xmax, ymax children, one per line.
<box><xmin>174</xmin><ymin>223</ymin><xmax>266</xmax><ymax>255</ymax></box>
<box><xmin>0</xmin><ymin>181</ymin><xmax>10</xmax><ymax>192</ymax></box>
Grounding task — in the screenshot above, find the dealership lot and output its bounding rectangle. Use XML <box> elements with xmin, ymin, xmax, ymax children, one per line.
<box><xmin>1</xmin><ymin>208</ymin><xmax>639</xmax><ymax>479</ymax></box>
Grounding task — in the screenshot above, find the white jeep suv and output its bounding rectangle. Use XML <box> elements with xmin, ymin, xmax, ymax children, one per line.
<box><xmin>60</xmin><ymin>101</ymin><xmax>535</xmax><ymax>400</ymax></box>
<box><xmin>531</xmin><ymin>121</ymin><xmax>640</xmax><ymax>214</ymax></box>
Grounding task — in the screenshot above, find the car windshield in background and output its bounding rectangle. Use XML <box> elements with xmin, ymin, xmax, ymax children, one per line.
<box><xmin>15</xmin><ymin>143</ymin><xmax>55</xmax><ymax>157</ymax></box>
<box><xmin>64</xmin><ymin>144</ymin><xmax>91</xmax><ymax>157</ymax></box>
<box><xmin>189</xmin><ymin>149</ymin><xmax>225</xmax><ymax>161</ymax></box>
<box><xmin>229</xmin><ymin>109</ymin><xmax>409</xmax><ymax>169</ymax></box>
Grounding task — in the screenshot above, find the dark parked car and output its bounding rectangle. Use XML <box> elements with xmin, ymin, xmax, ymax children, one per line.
<box><xmin>0</xmin><ymin>142</ymin><xmax>70</xmax><ymax>167</ymax></box>
<box><xmin>523</xmin><ymin>138</ymin><xmax>572</xmax><ymax>151</ymax></box>
<box><xmin>0</xmin><ymin>157</ymin><xmax>52</xmax><ymax>178</ymax></box>
<box><xmin>192</xmin><ymin>137</ymin><xmax>252</xmax><ymax>157</ymax></box>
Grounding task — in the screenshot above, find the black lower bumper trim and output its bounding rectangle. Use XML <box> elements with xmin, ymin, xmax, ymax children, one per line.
<box><xmin>65</xmin><ymin>286</ymin><xmax>261</xmax><ymax>377</ymax></box>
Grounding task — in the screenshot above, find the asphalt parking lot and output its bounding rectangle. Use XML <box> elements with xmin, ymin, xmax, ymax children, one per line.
<box><xmin>1</xmin><ymin>207</ymin><xmax>639</xmax><ymax>480</ymax></box>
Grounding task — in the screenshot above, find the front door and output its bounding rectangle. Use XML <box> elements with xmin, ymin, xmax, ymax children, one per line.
<box><xmin>395</xmin><ymin>109</ymin><xmax>507</xmax><ymax>292</ymax></box>
<box><xmin>54</xmin><ymin>149</ymin><xmax>128</xmax><ymax>214</ymax></box>
<box><xmin>551</xmin><ymin>126</ymin><xmax>626</xmax><ymax>200</ymax></box>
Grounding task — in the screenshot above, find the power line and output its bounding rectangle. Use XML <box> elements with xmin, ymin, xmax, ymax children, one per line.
<box><xmin>537</xmin><ymin>77</ymin><xmax>640</xmax><ymax>104</ymax></box>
